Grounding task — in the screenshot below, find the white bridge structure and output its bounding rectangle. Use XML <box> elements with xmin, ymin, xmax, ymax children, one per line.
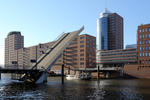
<box><xmin>20</xmin><ymin>27</ymin><xmax>84</xmax><ymax>83</ymax></box>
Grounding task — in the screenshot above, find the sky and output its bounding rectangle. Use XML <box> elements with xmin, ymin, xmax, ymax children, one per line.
<box><xmin>0</xmin><ymin>0</ymin><xmax>150</xmax><ymax>64</ymax></box>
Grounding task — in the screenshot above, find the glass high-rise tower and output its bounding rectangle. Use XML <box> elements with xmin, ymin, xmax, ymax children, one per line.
<box><xmin>97</xmin><ymin>9</ymin><xmax>123</xmax><ymax>50</ymax></box>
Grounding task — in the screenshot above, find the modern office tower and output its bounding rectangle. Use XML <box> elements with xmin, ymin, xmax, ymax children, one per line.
<box><xmin>97</xmin><ymin>9</ymin><xmax>123</xmax><ymax>50</ymax></box>
<box><xmin>5</xmin><ymin>31</ymin><xmax>24</xmax><ymax>66</ymax></box>
<box><xmin>137</xmin><ymin>24</ymin><xmax>150</xmax><ymax>67</ymax></box>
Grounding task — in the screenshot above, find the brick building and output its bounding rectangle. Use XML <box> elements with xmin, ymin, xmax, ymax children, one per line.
<box><xmin>51</xmin><ymin>34</ymin><xmax>96</xmax><ymax>73</ymax></box>
<box><xmin>124</xmin><ymin>23</ymin><xmax>150</xmax><ymax>79</ymax></box>
<box><xmin>5</xmin><ymin>33</ymin><xmax>96</xmax><ymax>73</ymax></box>
<box><xmin>5</xmin><ymin>31</ymin><xmax>24</xmax><ymax>67</ymax></box>
<box><xmin>137</xmin><ymin>24</ymin><xmax>150</xmax><ymax>67</ymax></box>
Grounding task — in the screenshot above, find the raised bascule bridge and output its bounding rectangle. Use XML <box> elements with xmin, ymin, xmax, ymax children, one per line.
<box><xmin>0</xmin><ymin>27</ymin><xmax>84</xmax><ymax>84</ymax></box>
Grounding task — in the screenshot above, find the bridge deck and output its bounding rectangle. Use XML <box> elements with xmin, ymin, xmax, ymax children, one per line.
<box><xmin>0</xmin><ymin>68</ymin><xmax>40</xmax><ymax>74</ymax></box>
<box><xmin>74</xmin><ymin>67</ymin><xmax>122</xmax><ymax>72</ymax></box>
<box><xmin>32</xmin><ymin>27</ymin><xmax>84</xmax><ymax>71</ymax></box>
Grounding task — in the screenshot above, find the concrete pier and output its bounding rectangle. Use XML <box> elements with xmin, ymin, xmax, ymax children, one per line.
<box><xmin>120</xmin><ymin>68</ymin><xmax>124</xmax><ymax>77</ymax></box>
<box><xmin>61</xmin><ymin>64</ymin><xmax>64</xmax><ymax>84</ymax></box>
<box><xmin>0</xmin><ymin>73</ymin><xmax>1</xmax><ymax>79</ymax></box>
<box><xmin>97</xmin><ymin>66</ymin><xmax>100</xmax><ymax>80</ymax></box>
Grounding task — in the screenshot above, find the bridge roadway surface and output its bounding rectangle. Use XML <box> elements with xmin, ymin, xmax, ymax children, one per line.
<box><xmin>0</xmin><ymin>67</ymin><xmax>122</xmax><ymax>74</ymax></box>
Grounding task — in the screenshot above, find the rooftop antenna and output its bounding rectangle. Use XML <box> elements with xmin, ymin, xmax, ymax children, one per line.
<box><xmin>104</xmin><ymin>0</ymin><xmax>107</xmax><ymax>12</ymax></box>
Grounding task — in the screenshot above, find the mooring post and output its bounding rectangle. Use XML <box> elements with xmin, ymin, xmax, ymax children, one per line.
<box><xmin>61</xmin><ymin>64</ymin><xmax>64</xmax><ymax>84</ymax></box>
<box><xmin>97</xmin><ymin>66</ymin><xmax>100</xmax><ymax>80</ymax></box>
<box><xmin>68</xmin><ymin>66</ymin><xmax>70</xmax><ymax>75</ymax></box>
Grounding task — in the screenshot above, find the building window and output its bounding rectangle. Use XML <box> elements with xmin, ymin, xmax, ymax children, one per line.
<box><xmin>139</xmin><ymin>47</ymin><xmax>141</xmax><ymax>51</ymax></box>
<box><xmin>142</xmin><ymin>28</ymin><xmax>145</xmax><ymax>32</ymax></box>
<box><xmin>145</xmin><ymin>60</ymin><xmax>148</xmax><ymax>64</ymax></box>
<box><xmin>80</xmin><ymin>49</ymin><xmax>84</xmax><ymax>52</ymax></box>
<box><xmin>143</xmin><ymin>47</ymin><xmax>144</xmax><ymax>50</ymax></box>
<box><xmin>139</xmin><ymin>29</ymin><xmax>142</xmax><ymax>33</ymax></box>
<box><xmin>146</xmin><ymin>53</ymin><xmax>148</xmax><ymax>56</ymax></box>
<box><xmin>140</xmin><ymin>35</ymin><xmax>142</xmax><ymax>39</ymax></box>
<box><xmin>149</xmin><ymin>34</ymin><xmax>150</xmax><ymax>38</ymax></box>
<box><xmin>149</xmin><ymin>28</ymin><xmax>150</xmax><ymax>32</ymax></box>
<box><xmin>86</xmin><ymin>40</ymin><xmax>89</xmax><ymax>44</ymax></box>
<box><xmin>142</xmin><ymin>60</ymin><xmax>144</xmax><ymax>64</ymax></box>
<box><xmin>80</xmin><ymin>54</ymin><xmax>84</xmax><ymax>56</ymax></box>
<box><xmin>145</xmin><ymin>28</ymin><xmax>148</xmax><ymax>32</ymax></box>
<box><xmin>145</xmin><ymin>34</ymin><xmax>147</xmax><ymax>38</ymax></box>
<box><xmin>80</xmin><ymin>37</ymin><xmax>84</xmax><ymax>39</ymax></box>
<box><xmin>86</xmin><ymin>45</ymin><xmax>89</xmax><ymax>48</ymax></box>
<box><xmin>146</xmin><ymin>47</ymin><xmax>147</xmax><ymax>50</ymax></box>
<box><xmin>149</xmin><ymin>52</ymin><xmax>150</xmax><ymax>56</ymax></box>
<box><xmin>80</xmin><ymin>45</ymin><xmax>84</xmax><ymax>48</ymax></box>
<box><xmin>143</xmin><ymin>41</ymin><xmax>144</xmax><ymax>44</ymax></box>
<box><xmin>145</xmin><ymin>40</ymin><xmax>148</xmax><ymax>44</ymax></box>
<box><xmin>80</xmin><ymin>62</ymin><xmax>84</xmax><ymax>65</ymax></box>
<box><xmin>149</xmin><ymin>40</ymin><xmax>150</xmax><ymax>44</ymax></box>
<box><xmin>139</xmin><ymin>41</ymin><xmax>141</xmax><ymax>44</ymax></box>
<box><xmin>80</xmin><ymin>41</ymin><xmax>84</xmax><ymax>43</ymax></box>
<box><xmin>149</xmin><ymin>47</ymin><xmax>150</xmax><ymax>50</ymax></box>
<box><xmin>80</xmin><ymin>58</ymin><xmax>84</xmax><ymax>60</ymax></box>
<box><xmin>139</xmin><ymin>53</ymin><xmax>141</xmax><ymax>56</ymax></box>
<box><xmin>143</xmin><ymin>53</ymin><xmax>144</xmax><ymax>57</ymax></box>
<box><xmin>142</xmin><ymin>35</ymin><xmax>144</xmax><ymax>39</ymax></box>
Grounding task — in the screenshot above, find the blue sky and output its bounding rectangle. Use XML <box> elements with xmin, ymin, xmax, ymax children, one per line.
<box><xmin>0</xmin><ymin>0</ymin><xmax>150</xmax><ymax>64</ymax></box>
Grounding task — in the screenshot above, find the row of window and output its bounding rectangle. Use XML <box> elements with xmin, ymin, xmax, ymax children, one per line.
<box><xmin>139</xmin><ymin>40</ymin><xmax>150</xmax><ymax>44</ymax></box>
<box><xmin>80</xmin><ymin>44</ymin><xmax>95</xmax><ymax>48</ymax></box>
<box><xmin>139</xmin><ymin>52</ymin><xmax>150</xmax><ymax>57</ymax></box>
<box><xmin>139</xmin><ymin>46</ymin><xmax>150</xmax><ymax>51</ymax></box>
<box><xmin>139</xmin><ymin>34</ymin><xmax>150</xmax><ymax>39</ymax></box>
<box><xmin>140</xmin><ymin>60</ymin><xmax>150</xmax><ymax>64</ymax></box>
<box><xmin>80</xmin><ymin>62</ymin><xmax>84</xmax><ymax>65</ymax></box>
<box><xmin>139</xmin><ymin>27</ymin><xmax>150</xmax><ymax>33</ymax></box>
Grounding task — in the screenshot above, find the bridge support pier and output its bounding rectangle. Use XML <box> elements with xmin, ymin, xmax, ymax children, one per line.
<box><xmin>35</xmin><ymin>72</ymin><xmax>47</xmax><ymax>84</ymax></box>
<box><xmin>0</xmin><ymin>72</ymin><xmax>1</xmax><ymax>80</ymax></box>
<box><xmin>68</xmin><ymin>66</ymin><xmax>70</xmax><ymax>75</ymax></box>
<box><xmin>61</xmin><ymin>64</ymin><xmax>64</xmax><ymax>84</ymax></box>
<box><xmin>120</xmin><ymin>68</ymin><xmax>124</xmax><ymax>77</ymax></box>
<box><xmin>97</xmin><ymin>66</ymin><xmax>100</xmax><ymax>80</ymax></box>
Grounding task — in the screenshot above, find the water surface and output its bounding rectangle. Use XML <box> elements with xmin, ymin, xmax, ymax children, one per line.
<box><xmin>0</xmin><ymin>74</ymin><xmax>150</xmax><ymax>100</ymax></box>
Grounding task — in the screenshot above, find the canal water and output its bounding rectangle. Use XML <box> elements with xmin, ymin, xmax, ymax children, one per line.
<box><xmin>0</xmin><ymin>74</ymin><xmax>150</xmax><ymax>100</ymax></box>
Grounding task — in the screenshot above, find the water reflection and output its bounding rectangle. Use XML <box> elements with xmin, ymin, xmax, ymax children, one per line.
<box><xmin>0</xmin><ymin>75</ymin><xmax>150</xmax><ymax>100</ymax></box>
